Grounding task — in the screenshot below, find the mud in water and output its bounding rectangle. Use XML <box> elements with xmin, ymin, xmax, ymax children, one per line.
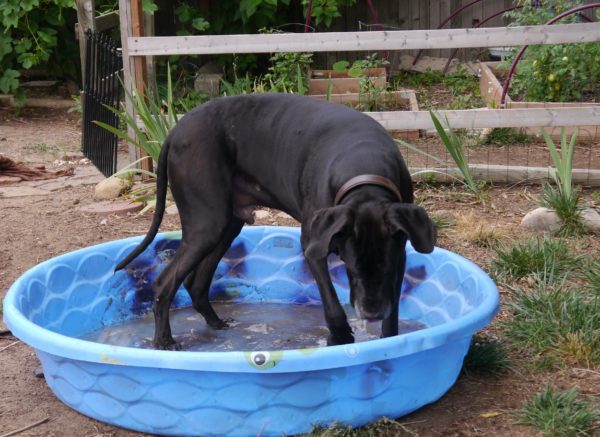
<box><xmin>83</xmin><ymin>302</ymin><xmax>427</xmax><ymax>352</ymax></box>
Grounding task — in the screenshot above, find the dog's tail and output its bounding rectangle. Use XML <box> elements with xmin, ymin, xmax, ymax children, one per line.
<box><xmin>114</xmin><ymin>139</ymin><xmax>171</xmax><ymax>272</ymax></box>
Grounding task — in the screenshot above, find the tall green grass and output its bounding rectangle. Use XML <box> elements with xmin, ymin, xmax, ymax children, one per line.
<box><xmin>503</xmin><ymin>279</ymin><xmax>600</xmax><ymax>367</ymax></box>
<box><xmin>515</xmin><ymin>385</ymin><xmax>599</xmax><ymax>437</ymax></box>
<box><xmin>491</xmin><ymin>238</ymin><xmax>580</xmax><ymax>283</ymax></box>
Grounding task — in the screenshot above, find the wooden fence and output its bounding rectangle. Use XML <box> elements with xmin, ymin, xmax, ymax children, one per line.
<box><xmin>117</xmin><ymin>0</ymin><xmax>600</xmax><ymax>184</ymax></box>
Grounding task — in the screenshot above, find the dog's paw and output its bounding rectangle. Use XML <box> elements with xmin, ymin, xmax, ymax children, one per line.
<box><xmin>209</xmin><ymin>317</ymin><xmax>235</xmax><ymax>330</ymax></box>
<box><xmin>153</xmin><ymin>339</ymin><xmax>181</xmax><ymax>351</ymax></box>
<box><xmin>326</xmin><ymin>332</ymin><xmax>355</xmax><ymax>346</ymax></box>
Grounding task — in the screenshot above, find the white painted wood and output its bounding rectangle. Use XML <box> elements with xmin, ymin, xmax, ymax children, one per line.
<box><xmin>127</xmin><ymin>22</ymin><xmax>600</xmax><ymax>56</ymax></box>
<box><xmin>366</xmin><ymin>106</ymin><xmax>600</xmax><ymax>130</ymax></box>
<box><xmin>411</xmin><ymin>164</ymin><xmax>600</xmax><ymax>186</ymax></box>
<box><xmin>118</xmin><ymin>0</ymin><xmax>140</xmax><ymax>166</ymax></box>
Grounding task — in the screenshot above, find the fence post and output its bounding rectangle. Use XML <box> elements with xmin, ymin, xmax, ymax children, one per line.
<box><xmin>76</xmin><ymin>0</ymin><xmax>95</xmax><ymax>90</ymax></box>
<box><xmin>118</xmin><ymin>0</ymin><xmax>154</xmax><ymax>174</ymax></box>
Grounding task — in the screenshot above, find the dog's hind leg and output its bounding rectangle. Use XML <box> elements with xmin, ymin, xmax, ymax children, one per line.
<box><xmin>184</xmin><ymin>217</ymin><xmax>244</xmax><ymax>329</ymax></box>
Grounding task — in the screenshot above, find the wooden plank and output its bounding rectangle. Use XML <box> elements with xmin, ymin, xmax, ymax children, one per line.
<box><xmin>76</xmin><ymin>0</ymin><xmax>95</xmax><ymax>89</ymax></box>
<box><xmin>127</xmin><ymin>22</ymin><xmax>600</xmax><ymax>56</ymax></box>
<box><xmin>366</xmin><ymin>106</ymin><xmax>600</xmax><ymax>130</ymax></box>
<box><xmin>95</xmin><ymin>11</ymin><xmax>119</xmax><ymax>32</ymax></box>
<box><xmin>118</xmin><ymin>0</ymin><xmax>140</xmax><ymax>168</ymax></box>
<box><xmin>410</xmin><ymin>164</ymin><xmax>600</xmax><ymax>186</ymax></box>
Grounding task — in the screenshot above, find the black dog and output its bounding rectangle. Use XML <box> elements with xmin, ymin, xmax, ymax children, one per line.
<box><xmin>115</xmin><ymin>93</ymin><xmax>435</xmax><ymax>350</ymax></box>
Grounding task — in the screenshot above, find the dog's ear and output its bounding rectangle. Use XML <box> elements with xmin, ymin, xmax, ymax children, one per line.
<box><xmin>386</xmin><ymin>204</ymin><xmax>436</xmax><ymax>254</ymax></box>
<box><xmin>304</xmin><ymin>205</ymin><xmax>353</xmax><ymax>260</ymax></box>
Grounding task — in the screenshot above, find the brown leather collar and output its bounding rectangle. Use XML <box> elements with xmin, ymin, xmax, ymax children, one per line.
<box><xmin>334</xmin><ymin>174</ymin><xmax>403</xmax><ymax>206</ymax></box>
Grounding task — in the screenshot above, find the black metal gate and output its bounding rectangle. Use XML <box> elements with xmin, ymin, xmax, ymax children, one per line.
<box><xmin>82</xmin><ymin>30</ymin><xmax>122</xmax><ymax>177</ymax></box>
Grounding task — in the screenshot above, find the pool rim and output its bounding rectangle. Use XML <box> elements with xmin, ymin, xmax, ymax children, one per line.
<box><xmin>3</xmin><ymin>226</ymin><xmax>500</xmax><ymax>374</ymax></box>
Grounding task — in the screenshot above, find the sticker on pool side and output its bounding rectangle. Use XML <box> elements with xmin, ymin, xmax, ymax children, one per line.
<box><xmin>244</xmin><ymin>351</ymin><xmax>284</xmax><ymax>369</ymax></box>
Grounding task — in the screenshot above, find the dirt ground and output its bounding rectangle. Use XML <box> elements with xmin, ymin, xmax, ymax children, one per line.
<box><xmin>1</xmin><ymin>106</ymin><xmax>599</xmax><ymax>437</ymax></box>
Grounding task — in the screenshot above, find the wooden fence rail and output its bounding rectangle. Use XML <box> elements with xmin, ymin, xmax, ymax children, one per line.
<box><xmin>117</xmin><ymin>0</ymin><xmax>600</xmax><ymax>184</ymax></box>
<box><xmin>127</xmin><ymin>22</ymin><xmax>600</xmax><ymax>56</ymax></box>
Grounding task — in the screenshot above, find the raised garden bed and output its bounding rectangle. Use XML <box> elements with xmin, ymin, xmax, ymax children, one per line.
<box><xmin>310</xmin><ymin>89</ymin><xmax>420</xmax><ymax>140</ymax></box>
<box><xmin>479</xmin><ymin>62</ymin><xmax>600</xmax><ymax>142</ymax></box>
<box><xmin>308</xmin><ymin>67</ymin><xmax>387</xmax><ymax>95</ymax></box>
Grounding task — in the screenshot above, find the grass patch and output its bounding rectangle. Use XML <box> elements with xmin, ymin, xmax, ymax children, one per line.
<box><xmin>585</xmin><ymin>258</ymin><xmax>600</xmax><ymax>294</ymax></box>
<box><xmin>491</xmin><ymin>237</ymin><xmax>579</xmax><ymax>283</ymax></box>
<box><xmin>305</xmin><ymin>417</ymin><xmax>416</xmax><ymax>436</ymax></box>
<box><xmin>453</xmin><ymin>213</ymin><xmax>505</xmax><ymax>248</ymax></box>
<box><xmin>515</xmin><ymin>385</ymin><xmax>599</xmax><ymax>437</ymax></box>
<box><xmin>462</xmin><ymin>334</ymin><xmax>511</xmax><ymax>376</ymax></box>
<box><xmin>503</xmin><ymin>280</ymin><xmax>600</xmax><ymax>367</ymax></box>
<box><xmin>483</xmin><ymin>128</ymin><xmax>531</xmax><ymax>145</ymax></box>
<box><xmin>540</xmin><ymin>184</ymin><xmax>584</xmax><ymax>236</ymax></box>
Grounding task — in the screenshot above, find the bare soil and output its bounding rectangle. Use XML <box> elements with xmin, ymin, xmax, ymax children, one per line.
<box><xmin>1</xmin><ymin>107</ymin><xmax>599</xmax><ymax>436</ymax></box>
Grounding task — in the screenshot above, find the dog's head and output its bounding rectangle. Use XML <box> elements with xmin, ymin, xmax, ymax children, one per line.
<box><xmin>305</xmin><ymin>202</ymin><xmax>436</xmax><ymax>320</ymax></box>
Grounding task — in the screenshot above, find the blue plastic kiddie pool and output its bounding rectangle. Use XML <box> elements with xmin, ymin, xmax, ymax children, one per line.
<box><xmin>4</xmin><ymin>226</ymin><xmax>499</xmax><ymax>436</ymax></box>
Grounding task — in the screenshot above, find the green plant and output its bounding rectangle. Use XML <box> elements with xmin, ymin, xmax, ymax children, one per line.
<box><xmin>539</xmin><ymin>127</ymin><xmax>583</xmax><ymax>235</ymax></box>
<box><xmin>503</xmin><ymin>279</ymin><xmax>600</xmax><ymax>367</ymax></box>
<box><xmin>305</xmin><ymin>417</ymin><xmax>416</xmax><ymax>436</ymax></box>
<box><xmin>396</xmin><ymin>112</ymin><xmax>481</xmax><ymax>197</ymax></box>
<box><xmin>94</xmin><ymin>67</ymin><xmax>180</xmax><ymax>209</ymax></box>
<box><xmin>491</xmin><ymin>237</ymin><xmax>579</xmax><ymax>283</ymax></box>
<box><xmin>503</xmin><ymin>1</ymin><xmax>600</xmax><ymax>102</ymax></box>
<box><xmin>462</xmin><ymin>334</ymin><xmax>511</xmax><ymax>376</ymax></box>
<box><xmin>515</xmin><ymin>385</ymin><xmax>599</xmax><ymax>436</ymax></box>
<box><xmin>301</xmin><ymin>0</ymin><xmax>356</xmax><ymax>28</ymax></box>
<box><xmin>585</xmin><ymin>258</ymin><xmax>600</xmax><ymax>294</ymax></box>
<box><xmin>0</xmin><ymin>0</ymin><xmax>80</xmax><ymax>101</ymax></box>
<box><xmin>483</xmin><ymin>127</ymin><xmax>531</xmax><ymax>145</ymax></box>
<box><xmin>262</xmin><ymin>44</ymin><xmax>313</xmax><ymax>94</ymax></box>
<box><xmin>428</xmin><ymin>111</ymin><xmax>479</xmax><ymax>195</ymax></box>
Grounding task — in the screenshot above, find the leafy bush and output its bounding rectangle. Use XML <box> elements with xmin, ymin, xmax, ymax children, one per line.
<box><xmin>0</xmin><ymin>0</ymin><xmax>78</xmax><ymax>100</ymax></box>
<box><xmin>504</xmin><ymin>1</ymin><xmax>600</xmax><ymax>102</ymax></box>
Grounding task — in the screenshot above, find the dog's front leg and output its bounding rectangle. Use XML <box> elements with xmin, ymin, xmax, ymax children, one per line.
<box><xmin>305</xmin><ymin>256</ymin><xmax>354</xmax><ymax>346</ymax></box>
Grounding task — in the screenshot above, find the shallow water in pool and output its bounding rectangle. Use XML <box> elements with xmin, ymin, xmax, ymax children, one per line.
<box><xmin>83</xmin><ymin>302</ymin><xmax>427</xmax><ymax>352</ymax></box>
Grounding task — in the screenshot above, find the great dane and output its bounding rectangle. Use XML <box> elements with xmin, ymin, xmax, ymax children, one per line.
<box><xmin>115</xmin><ymin>93</ymin><xmax>436</xmax><ymax>350</ymax></box>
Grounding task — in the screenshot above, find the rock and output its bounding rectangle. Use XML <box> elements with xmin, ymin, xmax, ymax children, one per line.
<box><xmin>166</xmin><ymin>203</ymin><xmax>179</xmax><ymax>216</ymax></box>
<box><xmin>79</xmin><ymin>200</ymin><xmax>143</xmax><ymax>216</ymax></box>
<box><xmin>94</xmin><ymin>177</ymin><xmax>131</xmax><ymax>200</ymax></box>
<box><xmin>194</xmin><ymin>73</ymin><xmax>222</xmax><ymax>98</ymax></box>
<box><xmin>520</xmin><ymin>207</ymin><xmax>561</xmax><ymax>232</ymax></box>
<box><xmin>581</xmin><ymin>208</ymin><xmax>600</xmax><ymax>233</ymax></box>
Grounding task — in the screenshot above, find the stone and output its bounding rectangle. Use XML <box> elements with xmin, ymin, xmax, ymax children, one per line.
<box><xmin>79</xmin><ymin>200</ymin><xmax>143</xmax><ymax>216</ymax></box>
<box><xmin>581</xmin><ymin>208</ymin><xmax>600</xmax><ymax>233</ymax></box>
<box><xmin>94</xmin><ymin>177</ymin><xmax>131</xmax><ymax>200</ymax></box>
<box><xmin>520</xmin><ymin>207</ymin><xmax>561</xmax><ymax>232</ymax></box>
<box><xmin>194</xmin><ymin>73</ymin><xmax>222</xmax><ymax>98</ymax></box>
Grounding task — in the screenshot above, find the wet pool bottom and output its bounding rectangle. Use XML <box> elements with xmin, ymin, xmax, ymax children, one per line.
<box><xmin>83</xmin><ymin>302</ymin><xmax>428</xmax><ymax>352</ymax></box>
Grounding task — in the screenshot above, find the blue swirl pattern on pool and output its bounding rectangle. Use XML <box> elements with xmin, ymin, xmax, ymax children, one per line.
<box><xmin>4</xmin><ymin>226</ymin><xmax>499</xmax><ymax>436</ymax></box>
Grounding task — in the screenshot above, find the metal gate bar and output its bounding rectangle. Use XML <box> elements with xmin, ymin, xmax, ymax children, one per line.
<box><xmin>82</xmin><ymin>30</ymin><xmax>122</xmax><ymax>177</ymax></box>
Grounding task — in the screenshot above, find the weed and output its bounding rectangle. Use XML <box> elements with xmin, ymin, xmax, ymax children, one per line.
<box><xmin>515</xmin><ymin>385</ymin><xmax>599</xmax><ymax>437</ymax></box>
<box><xmin>454</xmin><ymin>214</ymin><xmax>504</xmax><ymax>248</ymax></box>
<box><xmin>584</xmin><ymin>258</ymin><xmax>600</xmax><ymax>294</ymax></box>
<box><xmin>540</xmin><ymin>183</ymin><xmax>584</xmax><ymax>236</ymax></box>
<box><xmin>483</xmin><ymin>128</ymin><xmax>531</xmax><ymax>145</ymax></box>
<box><xmin>305</xmin><ymin>417</ymin><xmax>416</xmax><ymax>436</ymax></box>
<box><xmin>539</xmin><ymin>128</ymin><xmax>583</xmax><ymax>235</ymax></box>
<box><xmin>462</xmin><ymin>334</ymin><xmax>511</xmax><ymax>376</ymax></box>
<box><xmin>491</xmin><ymin>237</ymin><xmax>579</xmax><ymax>283</ymax></box>
<box><xmin>503</xmin><ymin>280</ymin><xmax>600</xmax><ymax>367</ymax></box>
